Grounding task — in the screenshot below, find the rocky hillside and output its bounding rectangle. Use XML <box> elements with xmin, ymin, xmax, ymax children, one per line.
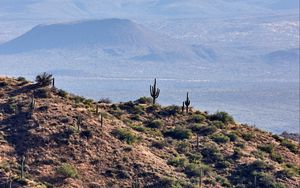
<box><xmin>0</xmin><ymin>77</ymin><xmax>299</xmax><ymax>188</ymax></box>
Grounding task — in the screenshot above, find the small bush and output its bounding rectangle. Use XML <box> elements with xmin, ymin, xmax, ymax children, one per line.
<box><xmin>272</xmin><ymin>134</ymin><xmax>283</xmax><ymax>142</ymax></box>
<box><xmin>112</xmin><ymin>128</ymin><xmax>140</xmax><ymax>144</ymax></box>
<box><xmin>184</xmin><ymin>163</ymin><xmax>211</xmax><ymax>177</ymax></box>
<box><xmin>131</xmin><ymin>125</ymin><xmax>145</xmax><ymax>132</ymax></box>
<box><xmin>281</xmin><ymin>139</ymin><xmax>298</xmax><ymax>153</ymax></box>
<box><xmin>17</xmin><ymin>76</ymin><xmax>27</xmax><ymax>82</ymax></box>
<box><xmin>176</xmin><ymin>141</ymin><xmax>190</xmax><ymax>154</ymax></box>
<box><xmin>242</xmin><ymin>132</ymin><xmax>254</xmax><ymax>141</ymax></box>
<box><xmin>258</xmin><ymin>144</ymin><xmax>274</xmax><ymax>154</ymax></box>
<box><xmin>164</xmin><ymin>127</ymin><xmax>192</xmax><ymax>140</ymax></box>
<box><xmin>57</xmin><ymin>89</ymin><xmax>68</xmax><ymax>98</ymax></box>
<box><xmin>198</xmin><ymin>125</ymin><xmax>217</xmax><ymax>136</ymax></box>
<box><xmin>167</xmin><ymin>157</ymin><xmax>186</xmax><ymax>168</ymax></box>
<box><xmin>80</xmin><ymin>130</ymin><xmax>93</xmax><ymax>139</ymax></box>
<box><xmin>211</xmin><ymin>133</ymin><xmax>230</xmax><ymax>143</ymax></box>
<box><xmin>186</xmin><ymin>153</ymin><xmax>202</xmax><ymax>163</ymax></box>
<box><xmin>135</xmin><ymin>96</ymin><xmax>152</xmax><ymax>104</ymax></box>
<box><xmin>159</xmin><ymin>105</ymin><xmax>181</xmax><ymax>116</ymax></box>
<box><xmin>232</xmin><ymin>148</ymin><xmax>243</xmax><ymax>160</ymax></box>
<box><xmin>146</xmin><ymin>120</ymin><xmax>164</xmax><ymax>129</ymax></box>
<box><xmin>270</xmin><ymin>152</ymin><xmax>283</xmax><ymax>163</ymax></box>
<box><xmin>215</xmin><ymin>160</ymin><xmax>231</xmax><ymax>169</ymax></box>
<box><xmin>189</xmin><ymin>114</ymin><xmax>206</xmax><ymax>123</ymax></box>
<box><xmin>212</xmin><ymin>120</ymin><xmax>226</xmax><ymax>129</ymax></box>
<box><xmin>208</xmin><ymin>111</ymin><xmax>234</xmax><ymax>124</ymax></box>
<box><xmin>34</xmin><ymin>88</ymin><xmax>50</xmax><ymax>98</ymax></box>
<box><xmin>201</xmin><ymin>145</ymin><xmax>223</xmax><ymax>163</ymax></box>
<box><xmin>227</xmin><ymin>132</ymin><xmax>238</xmax><ymax>142</ymax></box>
<box><xmin>57</xmin><ymin>163</ymin><xmax>78</xmax><ymax>178</ymax></box>
<box><xmin>152</xmin><ymin>140</ymin><xmax>167</xmax><ymax>149</ymax></box>
<box><xmin>98</xmin><ymin>98</ymin><xmax>111</xmax><ymax>104</ymax></box>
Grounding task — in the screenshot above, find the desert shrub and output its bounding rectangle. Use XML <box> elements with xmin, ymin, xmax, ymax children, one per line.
<box><xmin>112</xmin><ymin>128</ymin><xmax>140</xmax><ymax>144</ymax></box>
<box><xmin>159</xmin><ymin>105</ymin><xmax>181</xmax><ymax>116</ymax></box>
<box><xmin>146</xmin><ymin>104</ymin><xmax>160</xmax><ymax>113</ymax></box>
<box><xmin>208</xmin><ymin>111</ymin><xmax>234</xmax><ymax>124</ymax></box>
<box><xmin>201</xmin><ymin>145</ymin><xmax>223</xmax><ymax>163</ymax></box>
<box><xmin>216</xmin><ymin>176</ymin><xmax>231</xmax><ymax>188</ymax></box>
<box><xmin>120</xmin><ymin>101</ymin><xmax>144</xmax><ymax>115</ymax></box>
<box><xmin>212</xmin><ymin>120</ymin><xmax>225</xmax><ymax>129</ymax></box>
<box><xmin>17</xmin><ymin>76</ymin><xmax>27</xmax><ymax>83</ymax></box>
<box><xmin>80</xmin><ymin>130</ymin><xmax>93</xmax><ymax>139</ymax></box>
<box><xmin>83</xmin><ymin>99</ymin><xmax>94</xmax><ymax>107</ymax></box>
<box><xmin>146</xmin><ymin>120</ymin><xmax>164</xmax><ymax>129</ymax></box>
<box><xmin>242</xmin><ymin>132</ymin><xmax>254</xmax><ymax>141</ymax></box>
<box><xmin>164</xmin><ymin>127</ymin><xmax>192</xmax><ymax>140</ymax></box>
<box><xmin>135</xmin><ymin>96</ymin><xmax>152</xmax><ymax>104</ymax></box>
<box><xmin>227</xmin><ymin>132</ymin><xmax>238</xmax><ymax>141</ymax></box>
<box><xmin>189</xmin><ymin>114</ymin><xmax>206</xmax><ymax>123</ymax></box>
<box><xmin>189</xmin><ymin>123</ymin><xmax>202</xmax><ymax>133</ymax></box>
<box><xmin>184</xmin><ymin>163</ymin><xmax>211</xmax><ymax>177</ymax></box>
<box><xmin>281</xmin><ymin>139</ymin><xmax>298</xmax><ymax>153</ymax></box>
<box><xmin>272</xmin><ymin>134</ymin><xmax>283</xmax><ymax>142</ymax></box>
<box><xmin>152</xmin><ymin>140</ymin><xmax>167</xmax><ymax>149</ymax></box>
<box><xmin>131</xmin><ymin>125</ymin><xmax>145</xmax><ymax>132</ymax></box>
<box><xmin>35</xmin><ymin>72</ymin><xmax>53</xmax><ymax>87</ymax></box>
<box><xmin>198</xmin><ymin>125</ymin><xmax>217</xmax><ymax>136</ymax></box>
<box><xmin>235</xmin><ymin>142</ymin><xmax>246</xmax><ymax>148</ymax></box>
<box><xmin>0</xmin><ymin>81</ymin><xmax>8</xmax><ymax>87</ymax></box>
<box><xmin>167</xmin><ymin>157</ymin><xmax>186</xmax><ymax>168</ymax></box>
<box><xmin>276</xmin><ymin>164</ymin><xmax>300</xmax><ymax>178</ymax></box>
<box><xmin>57</xmin><ymin>89</ymin><xmax>68</xmax><ymax>98</ymax></box>
<box><xmin>258</xmin><ymin>144</ymin><xmax>274</xmax><ymax>154</ymax></box>
<box><xmin>57</xmin><ymin>163</ymin><xmax>78</xmax><ymax>178</ymax></box>
<box><xmin>186</xmin><ymin>153</ymin><xmax>202</xmax><ymax>163</ymax></box>
<box><xmin>215</xmin><ymin>160</ymin><xmax>231</xmax><ymax>169</ymax></box>
<box><xmin>98</xmin><ymin>98</ymin><xmax>111</xmax><ymax>104</ymax></box>
<box><xmin>211</xmin><ymin>133</ymin><xmax>230</xmax><ymax>143</ymax></box>
<box><xmin>74</xmin><ymin>95</ymin><xmax>86</xmax><ymax>104</ymax></box>
<box><xmin>176</xmin><ymin>141</ymin><xmax>190</xmax><ymax>154</ymax></box>
<box><xmin>34</xmin><ymin>88</ymin><xmax>50</xmax><ymax>98</ymax></box>
<box><xmin>270</xmin><ymin>152</ymin><xmax>283</xmax><ymax>163</ymax></box>
<box><xmin>231</xmin><ymin>148</ymin><xmax>243</xmax><ymax>160</ymax></box>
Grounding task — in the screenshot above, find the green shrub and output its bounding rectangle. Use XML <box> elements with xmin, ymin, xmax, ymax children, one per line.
<box><xmin>281</xmin><ymin>139</ymin><xmax>298</xmax><ymax>153</ymax></box>
<box><xmin>235</xmin><ymin>142</ymin><xmax>246</xmax><ymax>148</ymax></box>
<box><xmin>34</xmin><ymin>88</ymin><xmax>50</xmax><ymax>98</ymax></box>
<box><xmin>212</xmin><ymin>120</ymin><xmax>226</xmax><ymax>129</ymax></box>
<box><xmin>227</xmin><ymin>132</ymin><xmax>238</xmax><ymax>141</ymax></box>
<box><xmin>215</xmin><ymin>160</ymin><xmax>231</xmax><ymax>169</ymax></box>
<box><xmin>270</xmin><ymin>152</ymin><xmax>283</xmax><ymax>163</ymax></box>
<box><xmin>272</xmin><ymin>134</ymin><xmax>283</xmax><ymax>142</ymax></box>
<box><xmin>112</xmin><ymin>128</ymin><xmax>140</xmax><ymax>144</ymax></box>
<box><xmin>208</xmin><ymin>111</ymin><xmax>234</xmax><ymax>124</ymax></box>
<box><xmin>211</xmin><ymin>133</ymin><xmax>230</xmax><ymax>143</ymax></box>
<box><xmin>232</xmin><ymin>148</ymin><xmax>243</xmax><ymax>160</ymax></box>
<box><xmin>186</xmin><ymin>153</ymin><xmax>202</xmax><ymax>163</ymax></box>
<box><xmin>98</xmin><ymin>98</ymin><xmax>111</xmax><ymax>104</ymax></box>
<box><xmin>57</xmin><ymin>89</ymin><xmax>68</xmax><ymax>98</ymax></box>
<box><xmin>159</xmin><ymin>105</ymin><xmax>181</xmax><ymax>116</ymax></box>
<box><xmin>131</xmin><ymin>125</ymin><xmax>146</xmax><ymax>132</ymax></box>
<box><xmin>17</xmin><ymin>76</ymin><xmax>27</xmax><ymax>83</ymax></box>
<box><xmin>167</xmin><ymin>157</ymin><xmax>186</xmax><ymax>168</ymax></box>
<box><xmin>242</xmin><ymin>132</ymin><xmax>254</xmax><ymax>141</ymax></box>
<box><xmin>176</xmin><ymin>141</ymin><xmax>190</xmax><ymax>154</ymax></box>
<box><xmin>201</xmin><ymin>145</ymin><xmax>223</xmax><ymax>163</ymax></box>
<box><xmin>135</xmin><ymin>96</ymin><xmax>152</xmax><ymax>104</ymax></box>
<box><xmin>184</xmin><ymin>163</ymin><xmax>211</xmax><ymax>177</ymax></box>
<box><xmin>146</xmin><ymin>120</ymin><xmax>164</xmax><ymax>129</ymax></box>
<box><xmin>152</xmin><ymin>140</ymin><xmax>167</xmax><ymax>149</ymax></box>
<box><xmin>57</xmin><ymin>163</ymin><xmax>78</xmax><ymax>178</ymax></box>
<box><xmin>164</xmin><ymin>127</ymin><xmax>192</xmax><ymax>140</ymax></box>
<box><xmin>80</xmin><ymin>130</ymin><xmax>93</xmax><ymax>139</ymax></box>
<box><xmin>197</xmin><ymin>125</ymin><xmax>217</xmax><ymax>136</ymax></box>
<box><xmin>258</xmin><ymin>144</ymin><xmax>274</xmax><ymax>154</ymax></box>
<box><xmin>189</xmin><ymin>114</ymin><xmax>206</xmax><ymax>123</ymax></box>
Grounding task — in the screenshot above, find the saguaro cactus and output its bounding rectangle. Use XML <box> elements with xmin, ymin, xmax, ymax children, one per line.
<box><xmin>196</xmin><ymin>134</ymin><xmax>199</xmax><ymax>149</ymax></box>
<box><xmin>185</xmin><ymin>92</ymin><xmax>190</xmax><ymax>113</ymax></box>
<box><xmin>100</xmin><ymin>113</ymin><xmax>103</xmax><ymax>127</ymax></box>
<box><xmin>199</xmin><ymin>168</ymin><xmax>202</xmax><ymax>188</ymax></box>
<box><xmin>76</xmin><ymin>116</ymin><xmax>82</xmax><ymax>131</ymax></box>
<box><xmin>30</xmin><ymin>95</ymin><xmax>35</xmax><ymax>111</ymax></box>
<box><xmin>150</xmin><ymin>78</ymin><xmax>160</xmax><ymax>105</ymax></box>
<box><xmin>182</xmin><ymin>102</ymin><xmax>185</xmax><ymax>113</ymax></box>
<box><xmin>52</xmin><ymin>78</ymin><xmax>55</xmax><ymax>88</ymax></box>
<box><xmin>21</xmin><ymin>156</ymin><xmax>26</xmax><ymax>179</ymax></box>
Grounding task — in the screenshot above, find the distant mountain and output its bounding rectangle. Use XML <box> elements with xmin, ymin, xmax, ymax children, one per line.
<box><xmin>0</xmin><ymin>18</ymin><xmax>216</xmax><ymax>62</ymax></box>
<box><xmin>263</xmin><ymin>48</ymin><xmax>300</xmax><ymax>64</ymax></box>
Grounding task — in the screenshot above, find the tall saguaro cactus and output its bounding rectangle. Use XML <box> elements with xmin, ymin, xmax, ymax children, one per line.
<box><xmin>52</xmin><ymin>78</ymin><xmax>55</xmax><ymax>88</ymax></box>
<box><xmin>185</xmin><ymin>92</ymin><xmax>191</xmax><ymax>113</ymax></box>
<box><xmin>150</xmin><ymin>78</ymin><xmax>160</xmax><ymax>105</ymax></box>
<box><xmin>21</xmin><ymin>156</ymin><xmax>26</xmax><ymax>179</ymax></box>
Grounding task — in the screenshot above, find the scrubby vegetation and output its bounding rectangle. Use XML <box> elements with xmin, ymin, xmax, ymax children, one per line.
<box><xmin>0</xmin><ymin>76</ymin><xmax>299</xmax><ymax>188</ymax></box>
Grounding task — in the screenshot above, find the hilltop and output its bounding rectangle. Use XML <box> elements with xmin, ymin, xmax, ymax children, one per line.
<box><xmin>0</xmin><ymin>76</ymin><xmax>299</xmax><ymax>188</ymax></box>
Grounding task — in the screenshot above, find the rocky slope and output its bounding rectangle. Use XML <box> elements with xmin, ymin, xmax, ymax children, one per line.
<box><xmin>0</xmin><ymin>77</ymin><xmax>299</xmax><ymax>188</ymax></box>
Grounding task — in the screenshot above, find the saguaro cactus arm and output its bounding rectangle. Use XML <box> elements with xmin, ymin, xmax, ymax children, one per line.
<box><xmin>150</xmin><ymin>78</ymin><xmax>160</xmax><ymax>104</ymax></box>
